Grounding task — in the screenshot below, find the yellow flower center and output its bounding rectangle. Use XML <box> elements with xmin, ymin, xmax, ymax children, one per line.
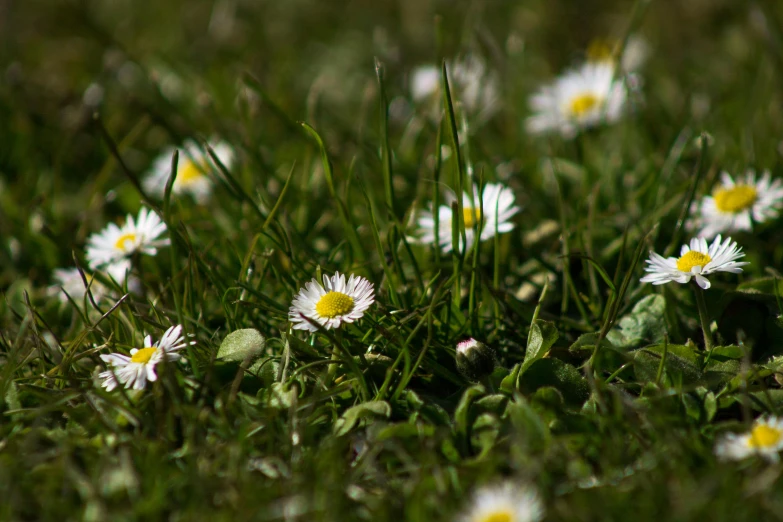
<box><xmin>462</xmin><ymin>206</ymin><xmax>482</xmax><ymax>228</ymax></box>
<box><xmin>479</xmin><ymin>511</ymin><xmax>513</xmax><ymax>522</ymax></box>
<box><xmin>113</xmin><ymin>233</ymin><xmax>138</xmax><ymax>251</ymax></box>
<box><xmin>748</xmin><ymin>424</ymin><xmax>783</xmax><ymax>449</ymax></box>
<box><xmin>131</xmin><ymin>347</ymin><xmax>157</xmax><ymax>364</ymax></box>
<box><xmin>676</xmin><ymin>251</ymin><xmax>712</xmax><ymax>273</ymax></box>
<box><xmin>714</xmin><ymin>185</ymin><xmax>757</xmax><ymax>214</ymax></box>
<box><xmin>586</xmin><ymin>39</ymin><xmax>617</xmax><ymax>62</ymax></box>
<box><xmin>568</xmin><ymin>93</ymin><xmax>601</xmax><ymax>117</ymax></box>
<box><xmin>315</xmin><ymin>291</ymin><xmax>355</xmax><ymax>319</ymax></box>
<box><xmin>178</xmin><ymin>159</ymin><xmax>207</xmax><ymax>186</ymax></box>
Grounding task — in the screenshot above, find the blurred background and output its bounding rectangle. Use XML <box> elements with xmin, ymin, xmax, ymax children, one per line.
<box><xmin>2</xmin><ymin>0</ymin><xmax>783</xmax><ymax>294</ymax></box>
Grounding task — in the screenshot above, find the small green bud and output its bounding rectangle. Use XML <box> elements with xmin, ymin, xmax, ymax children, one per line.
<box><xmin>455</xmin><ymin>338</ymin><xmax>496</xmax><ymax>381</ymax></box>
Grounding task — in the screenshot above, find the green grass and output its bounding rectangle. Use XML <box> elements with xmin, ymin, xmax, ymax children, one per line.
<box><xmin>4</xmin><ymin>0</ymin><xmax>783</xmax><ymax>520</ymax></box>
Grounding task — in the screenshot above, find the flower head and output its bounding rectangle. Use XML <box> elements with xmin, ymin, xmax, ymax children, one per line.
<box><xmin>526</xmin><ymin>61</ymin><xmax>627</xmax><ymax>138</ymax></box>
<box><xmin>413</xmin><ymin>182</ymin><xmax>519</xmax><ymax>253</ymax></box>
<box><xmin>289</xmin><ymin>272</ymin><xmax>375</xmax><ymax>332</ymax></box>
<box><xmin>586</xmin><ymin>35</ymin><xmax>649</xmax><ymax>73</ymax></box>
<box><xmin>456</xmin><ymin>338</ymin><xmax>496</xmax><ymax>381</ymax></box>
<box><xmin>49</xmin><ymin>268</ymin><xmax>109</xmax><ymax>305</ymax></box>
<box><xmin>715</xmin><ymin>417</ymin><xmax>783</xmax><ymax>462</ymax></box>
<box><xmin>85</xmin><ymin>208</ymin><xmax>169</xmax><ymax>273</ymax></box>
<box><xmin>639</xmin><ymin>235</ymin><xmax>747</xmax><ymax>290</ymax></box>
<box><xmin>99</xmin><ymin>325</ymin><xmax>193</xmax><ymax>391</ymax></box>
<box><xmin>688</xmin><ymin>170</ymin><xmax>783</xmax><ymax>238</ymax></box>
<box><xmin>459</xmin><ymin>482</ymin><xmax>544</xmax><ymax>522</ymax></box>
<box><xmin>143</xmin><ymin>139</ymin><xmax>234</xmax><ymax>202</ymax></box>
<box><xmin>411</xmin><ymin>54</ymin><xmax>500</xmax><ymax>124</ymax></box>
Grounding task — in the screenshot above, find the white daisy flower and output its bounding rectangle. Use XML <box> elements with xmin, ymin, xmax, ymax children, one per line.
<box><xmin>143</xmin><ymin>139</ymin><xmax>234</xmax><ymax>202</ymax></box>
<box><xmin>410</xmin><ymin>54</ymin><xmax>500</xmax><ymax>124</ymax></box>
<box><xmin>586</xmin><ymin>35</ymin><xmax>649</xmax><ymax>73</ymax></box>
<box><xmin>689</xmin><ymin>170</ymin><xmax>783</xmax><ymax>239</ymax></box>
<box><xmin>99</xmin><ymin>325</ymin><xmax>194</xmax><ymax>391</ymax></box>
<box><xmin>525</xmin><ymin>61</ymin><xmax>627</xmax><ymax>138</ymax></box>
<box><xmin>715</xmin><ymin>417</ymin><xmax>783</xmax><ymax>462</ymax></box>
<box><xmin>85</xmin><ymin>207</ymin><xmax>169</xmax><ymax>271</ymax></box>
<box><xmin>289</xmin><ymin>272</ymin><xmax>375</xmax><ymax>332</ymax></box>
<box><xmin>639</xmin><ymin>235</ymin><xmax>748</xmax><ymax>290</ymax></box>
<box><xmin>459</xmin><ymin>482</ymin><xmax>544</xmax><ymax>522</ymax></box>
<box><xmin>49</xmin><ymin>268</ymin><xmax>109</xmax><ymax>304</ymax></box>
<box><xmin>413</xmin><ymin>182</ymin><xmax>519</xmax><ymax>253</ymax></box>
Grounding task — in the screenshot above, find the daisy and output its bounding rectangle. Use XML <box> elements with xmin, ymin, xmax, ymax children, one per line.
<box><xmin>413</xmin><ymin>182</ymin><xmax>519</xmax><ymax>253</ymax></box>
<box><xmin>85</xmin><ymin>207</ymin><xmax>169</xmax><ymax>272</ymax></box>
<box><xmin>689</xmin><ymin>170</ymin><xmax>783</xmax><ymax>238</ymax></box>
<box><xmin>99</xmin><ymin>324</ymin><xmax>193</xmax><ymax>391</ymax></box>
<box><xmin>289</xmin><ymin>272</ymin><xmax>375</xmax><ymax>332</ymax></box>
<box><xmin>410</xmin><ymin>54</ymin><xmax>500</xmax><ymax>123</ymax></box>
<box><xmin>143</xmin><ymin>139</ymin><xmax>234</xmax><ymax>202</ymax></box>
<box><xmin>49</xmin><ymin>267</ymin><xmax>109</xmax><ymax>304</ymax></box>
<box><xmin>456</xmin><ymin>338</ymin><xmax>496</xmax><ymax>381</ymax></box>
<box><xmin>459</xmin><ymin>482</ymin><xmax>544</xmax><ymax>522</ymax></box>
<box><xmin>715</xmin><ymin>417</ymin><xmax>783</xmax><ymax>462</ymax></box>
<box><xmin>525</xmin><ymin>61</ymin><xmax>627</xmax><ymax>138</ymax></box>
<box><xmin>639</xmin><ymin>235</ymin><xmax>747</xmax><ymax>290</ymax></box>
<box><xmin>586</xmin><ymin>35</ymin><xmax>649</xmax><ymax>73</ymax></box>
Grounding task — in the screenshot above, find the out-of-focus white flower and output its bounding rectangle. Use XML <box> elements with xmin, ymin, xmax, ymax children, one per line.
<box><xmin>143</xmin><ymin>139</ymin><xmax>234</xmax><ymax>202</ymax></box>
<box><xmin>688</xmin><ymin>170</ymin><xmax>783</xmax><ymax>238</ymax></box>
<box><xmin>526</xmin><ymin>62</ymin><xmax>627</xmax><ymax>138</ymax></box>
<box><xmin>85</xmin><ymin>208</ymin><xmax>169</xmax><ymax>276</ymax></box>
<box><xmin>410</xmin><ymin>54</ymin><xmax>500</xmax><ymax>124</ymax></box>
<box><xmin>412</xmin><ymin>182</ymin><xmax>519</xmax><ymax>253</ymax></box>
<box><xmin>49</xmin><ymin>268</ymin><xmax>109</xmax><ymax>304</ymax></box>
<box><xmin>715</xmin><ymin>417</ymin><xmax>783</xmax><ymax>462</ymax></box>
<box><xmin>586</xmin><ymin>35</ymin><xmax>649</xmax><ymax>73</ymax></box>
<box><xmin>458</xmin><ymin>481</ymin><xmax>544</xmax><ymax>522</ymax></box>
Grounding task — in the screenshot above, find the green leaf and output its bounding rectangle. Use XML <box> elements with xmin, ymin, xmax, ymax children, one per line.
<box><xmin>500</xmin><ymin>364</ymin><xmax>521</xmax><ymax>394</ymax></box>
<box><xmin>505</xmin><ymin>398</ymin><xmax>550</xmax><ymax>453</ymax></box>
<box><xmin>217</xmin><ymin>329</ymin><xmax>266</xmax><ymax>363</ymax></box>
<box><xmin>454</xmin><ymin>385</ymin><xmax>485</xmax><ymax>440</ymax></box>
<box><xmin>633</xmin><ymin>344</ymin><xmax>702</xmax><ymax>384</ymax></box>
<box><xmin>520</xmin><ymin>359</ymin><xmax>590</xmax><ymax>407</ymax></box>
<box><xmin>704</xmin><ymin>391</ymin><xmax>718</xmax><ymax>421</ymax></box>
<box><xmin>333</xmin><ymin>401</ymin><xmax>392</xmax><ymax>436</ymax></box>
<box><xmin>568</xmin><ymin>333</ymin><xmax>615</xmax><ymax>354</ymax></box>
<box><xmin>606</xmin><ymin>294</ymin><xmax>667</xmax><ymax>349</ymax></box>
<box><xmin>474</xmin><ymin>394</ymin><xmax>508</xmax><ymax>416</ymax></box>
<box><xmin>736</xmin><ymin>277</ymin><xmax>783</xmax><ymax>295</ymax></box>
<box><xmin>471</xmin><ymin>413</ymin><xmax>501</xmax><ymax>457</ymax></box>
<box><xmin>520</xmin><ymin>320</ymin><xmax>559</xmax><ymax>376</ymax></box>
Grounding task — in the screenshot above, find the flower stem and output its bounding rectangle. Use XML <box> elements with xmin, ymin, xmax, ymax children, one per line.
<box><xmin>692</xmin><ymin>283</ymin><xmax>713</xmax><ymax>351</ymax></box>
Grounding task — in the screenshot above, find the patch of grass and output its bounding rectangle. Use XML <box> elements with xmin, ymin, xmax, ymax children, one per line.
<box><xmin>3</xmin><ymin>0</ymin><xmax>783</xmax><ymax>520</ymax></box>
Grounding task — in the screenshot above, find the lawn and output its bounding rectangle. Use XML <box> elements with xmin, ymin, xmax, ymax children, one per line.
<box><xmin>3</xmin><ymin>0</ymin><xmax>783</xmax><ymax>520</ymax></box>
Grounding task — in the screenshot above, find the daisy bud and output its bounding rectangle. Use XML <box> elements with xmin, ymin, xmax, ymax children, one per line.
<box><xmin>456</xmin><ymin>338</ymin><xmax>496</xmax><ymax>382</ymax></box>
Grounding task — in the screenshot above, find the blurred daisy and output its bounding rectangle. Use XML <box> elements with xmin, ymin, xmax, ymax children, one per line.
<box><xmin>289</xmin><ymin>272</ymin><xmax>375</xmax><ymax>332</ymax></box>
<box><xmin>410</xmin><ymin>54</ymin><xmax>500</xmax><ymax>123</ymax></box>
<box><xmin>526</xmin><ymin>61</ymin><xmax>627</xmax><ymax>138</ymax></box>
<box><xmin>49</xmin><ymin>268</ymin><xmax>109</xmax><ymax>304</ymax></box>
<box><xmin>413</xmin><ymin>182</ymin><xmax>519</xmax><ymax>253</ymax></box>
<box><xmin>689</xmin><ymin>170</ymin><xmax>783</xmax><ymax>238</ymax></box>
<box><xmin>715</xmin><ymin>417</ymin><xmax>783</xmax><ymax>462</ymax></box>
<box><xmin>639</xmin><ymin>235</ymin><xmax>747</xmax><ymax>290</ymax></box>
<box><xmin>85</xmin><ymin>207</ymin><xmax>169</xmax><ymax>272</ymax></box>
<box><xmin>459</xmin><ymin>482</ymin><xmax>544</xmax><ymax>522</ymax></box>
<box><xmin>586</xmin><ymin>35</ymin><xmax>649</xmax><ymax>73</ymax></box>
<box><xmin>143</xmin><ymin>139</ymin><xmax>234</xmax><ymax>202</ymax></box>
<box><xmin>99</xmin><ymin>325</ymin><xmax>193</xmax><ymax>391</ymax></box>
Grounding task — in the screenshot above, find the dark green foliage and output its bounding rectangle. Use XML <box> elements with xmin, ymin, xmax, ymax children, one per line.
<box><xmin>4</xmin><ymin>0</ymin><xmax>783</xmax><ymax>520</ymax></box>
